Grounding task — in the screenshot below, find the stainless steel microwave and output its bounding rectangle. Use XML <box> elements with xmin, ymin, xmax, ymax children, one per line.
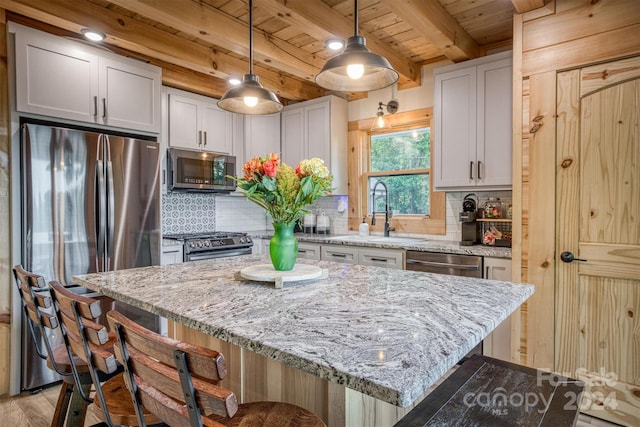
<box><xmin>168</xmin><ymin>148</ymin><xmax>236</xmax><ymax>192</ymax></box>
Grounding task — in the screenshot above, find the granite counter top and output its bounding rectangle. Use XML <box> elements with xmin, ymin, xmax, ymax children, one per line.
<box><xmin>75</xmin><ymin>255</ymin><xmax>531</xmax><ymax>406</ymax></box>
<box><xmin>247</xmin><ymin>231</ymin><xmax>512</xmax><ymax>258</ymax></box>
<box><xmin>74</xmin><ymin>256</ymin><xmax>532</xmax><ymax>407</ymax></box>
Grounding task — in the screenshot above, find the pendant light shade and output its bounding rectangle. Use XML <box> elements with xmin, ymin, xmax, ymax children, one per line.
<box><xmin>315</xmin><ymin>1</ymin><xmax>399</xmax><ymax>92</ymax></box>
<box><xmin>218</xmin><ymin>0</ymin><xmax>282</xmax><ymax>114</ymax></box>
<box><xmin>371</xmin><ymin>103</ymin><xmax>392</xmax><ymax>131</ymax></box>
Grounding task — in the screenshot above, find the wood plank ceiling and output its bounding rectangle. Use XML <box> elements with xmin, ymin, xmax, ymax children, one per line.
<box><xmin>0</xmin><ymin>0</ymin><xmax>541</xmax><ymax>103</ymax></box>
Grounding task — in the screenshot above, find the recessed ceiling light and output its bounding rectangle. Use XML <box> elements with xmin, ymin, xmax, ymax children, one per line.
<box><xmin>227</xmin><ymin>77</ymin><xmax>242</xmax><ymax>86</ymax></box>
<box><xmin>81</xmin><ymin>28</ymin><xmax>105</xmax><ymax>42</ymax></box>
<box><xmin>326</xmin><ymin>39</ymin><xmax>344</xmax><ymax>51</ymax></box>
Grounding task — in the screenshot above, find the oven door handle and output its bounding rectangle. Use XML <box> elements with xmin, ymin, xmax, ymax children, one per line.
<box><xmin>186</xmin><ymin>248</ymin><xmax>252</xmax><ymax>261</ymax></box>
<box><xmin>406</xmin><ymin>259</ymin><xmax>480</xmax><ymax>271</ymax></box>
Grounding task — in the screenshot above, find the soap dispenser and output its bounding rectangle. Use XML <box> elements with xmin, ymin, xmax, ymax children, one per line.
<box><xmin>358</xmin><ymin>217</ymin><xmax>370</xmax><ymax>236</ymax></box>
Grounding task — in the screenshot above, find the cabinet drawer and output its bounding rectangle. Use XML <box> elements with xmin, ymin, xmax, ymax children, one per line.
<box><xmin>321</xmin><ymin>245</ymin><xmax>358</xmax><ymax>264</ymax></box>
<box><xmin>297</xmin><ymin>242</ymin><xmax>320</xmax><ymax>260</ymax></box>
<box><xmin>161</xmin><ymin>245</ymin><xmax>183</xmax><ymax>265</ymax></box>
<box><xmin>358</xmin><ymin>248</ymin><xmax>404</xmax><ymax>269</ymax></box>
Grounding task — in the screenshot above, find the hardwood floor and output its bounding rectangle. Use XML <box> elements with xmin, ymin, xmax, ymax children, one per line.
<box><xmin>0</xmin><ymin>384</ymin><xmax>624</xmax><ymax>427</ymax></box>
<box><xmin>0</xmin><ymin>384</ymin><xmax>102</xmax><ymax>427</ymax></box>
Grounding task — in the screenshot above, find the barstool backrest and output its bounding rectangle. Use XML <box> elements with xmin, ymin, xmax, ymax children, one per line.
<box><xmin>107</xmin><ymin>309</ymin><xmax>237</xmax><ymax>427</ymax></box>
<box><xmin>12</xmin><ymin>265</ymin><xmax>66</xmax><ymax>375</ymax></box>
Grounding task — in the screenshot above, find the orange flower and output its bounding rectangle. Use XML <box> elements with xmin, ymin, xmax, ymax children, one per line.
<box><xmin>262</xmin><ymin>159</ymin><xmax>278</xmax><ymax>177</ymax></box>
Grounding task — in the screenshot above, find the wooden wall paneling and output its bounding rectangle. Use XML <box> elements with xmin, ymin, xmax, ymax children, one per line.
<box><xmin>522</xmin><ymin>24</ymin><xmax>640</xmax><ymax>77</ymax></box>
<box><xmin>523</xmin><ymin>0</ymin><xmax>640</xmax><ymax>52</ymax></box>
<box><xmin>555</xmin><ymin>69</ymin><xmax>581</xmax><ymax>378</ymax></box>
<box><xmin>347</xmin><ymin>129</ymin><xmax>365</xmax><ymax>231</ymax></box>
<box><xmin>580</xmin><ymin>56</ymin><xmax>640</xmax><ymax>98</ymax></box>
<box><xmin>0</xmin><ymin>7</ymin><xmax>11</xmax><ymax>396</ymax></box>
<box><xmin>521</xmin><ymin>0</ymin><xmax>555</xmax><ymax>22</ymax></box>
<box><xmin>511</xmin><ymin>13</ymin><xmax>524</xmax><ymax>364</ymax></box>
<box><xmin>524</xmin><ymin>71</ymin><xmax>557</xmax><ymax>370</ymax></box>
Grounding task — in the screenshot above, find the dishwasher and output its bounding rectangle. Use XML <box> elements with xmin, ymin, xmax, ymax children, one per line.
<box><xmin>405</xmin><ymin>251</ymin><xmax>482</xmax><ymax>278</ymax></box>
<box><xmin>405</xmin><ymin>250</ymin><xmax>483</xmax><ymax>356</ymax></box>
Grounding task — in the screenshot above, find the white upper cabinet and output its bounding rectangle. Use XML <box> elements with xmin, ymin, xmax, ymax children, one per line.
<box><xmin>244</xmin><ymin>114</ymin><xmax>281</xmax><ymax>160</ymax></box>
<box><xmin>167</xmin><ymin>88</ymin><xmax>233</xmax><ymax>154</ymax></box>
<box><xmin>281</xmin><ymin>95</ymin><xmax>348</xmax><ymax>194</ymax></box>
<box><xmin>13</xmin><ymin>23</ymin><xmax>161</xmax><ymax>133</ymax></box>
<box><xmin>434</xmin><ymin>51</ymin><xmax>512</xmax><ymax>190</ymax></box>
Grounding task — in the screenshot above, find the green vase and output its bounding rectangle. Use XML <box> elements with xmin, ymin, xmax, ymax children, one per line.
<box><xmin>269</xmin><ymin>222</ymin><xmax>298</xmax><ymax>271</ymax></box>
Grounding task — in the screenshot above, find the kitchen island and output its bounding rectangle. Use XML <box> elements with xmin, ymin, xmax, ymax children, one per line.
<box><xmin>73</xmin><ymin>255</ymin><xmax>533</xmax><ymax>426</ymax></box>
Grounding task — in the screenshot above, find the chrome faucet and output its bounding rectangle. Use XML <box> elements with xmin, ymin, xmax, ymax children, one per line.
<box><xmin>370</xmin><ymin>181</ymin><xmax>395</xmax><ymax>237</ymax></box>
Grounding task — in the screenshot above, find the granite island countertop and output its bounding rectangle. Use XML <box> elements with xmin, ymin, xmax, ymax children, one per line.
<box><xmin>73</xmin><ymin>255</ymin><xmax>532</xmax><ymax>407</ymax></box>
<box><xmin>246</xmin><ymin>230</ymin><xmax>512</xmax><ymax>258</ymax></box>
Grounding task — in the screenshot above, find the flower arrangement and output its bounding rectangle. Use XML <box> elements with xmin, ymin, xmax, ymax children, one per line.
<box><xmin>232</xmin><ymin>153</ymin><xmax>333</xmax><ymax>225</ymax></box>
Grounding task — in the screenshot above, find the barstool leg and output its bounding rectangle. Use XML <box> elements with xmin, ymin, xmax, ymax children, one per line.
<box><xmin>64</xmin><ymin>372</ymin><xmax>92</xmax><ymax>427</ymax></box>
<box><xmin>51</xmin><ymin>377</ymin><xmax>74</xmax><ymax>427</ymax></box>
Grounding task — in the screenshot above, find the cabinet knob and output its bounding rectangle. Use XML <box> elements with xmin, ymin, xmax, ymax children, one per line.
<box><xmin>560</xmin><ymin>251</ymin><xmax>587</xmax><ymax>263</ymax></box>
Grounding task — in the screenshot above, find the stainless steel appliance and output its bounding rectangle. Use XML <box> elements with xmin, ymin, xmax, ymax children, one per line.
<box><xmin>164</xmin><ymin>232</ymin><xmax>253</xmax><ymax>262</ymax></box>
<box><xmin>21</xmin><ymin>121</ymin><xmax>162</xmax><ymax>390</ymax></box>
<box><xmin>405</xmin><ymin>251</ymin><xmax>483</xmax><ymax>356</ymax></box>
<box><xmin>168</xmin><ymin>148</ymin><xmax>236</xmax><ymax>193</ymax></box>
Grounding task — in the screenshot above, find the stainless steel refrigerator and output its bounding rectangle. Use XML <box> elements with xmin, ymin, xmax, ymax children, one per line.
<box><xmin>20</xmin><ymin>121</ymin><xmax>162</xmax><ymax>390</ymax></box>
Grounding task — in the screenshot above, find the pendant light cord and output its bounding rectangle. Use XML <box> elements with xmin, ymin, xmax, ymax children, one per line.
<box><xmin>353</xmin><ymin>0</ymin><xmax>358</xmax><ymax>37</ymax></box>
<box><xmin>249</xmin><ymin>0</ymin><xmax>253</xmax><ymax>74</ymax></box>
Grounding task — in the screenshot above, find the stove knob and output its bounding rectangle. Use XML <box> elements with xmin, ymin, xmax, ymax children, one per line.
<box><xmin>240</xmin><ymin>237</ymin><xmax>246</xmax><ymax>243</ymax></box>
<box><xmin>246</xmin><ymin>237</ymin><xmax>252</xmax><ymax>244</ymax></box>
<box><xmin>197</xmin><ymin>241</ymin><xmax>203</xmax><ymax>248</ymax></box>
<box><xmin>189</xmin><ymin>242</ymin><xmax>196</xmax><ymax>248</ymax></box>
<box><xmin>204</xmin><ymin>241</ymin><xmax>210</xmax><ymax>247</ymax></box>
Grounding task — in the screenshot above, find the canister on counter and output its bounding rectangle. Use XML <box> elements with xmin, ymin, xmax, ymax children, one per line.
<box><xmin>484</xmin><ymin>197</ymin><xmax>503</xmax><ymax>219</ymax></box>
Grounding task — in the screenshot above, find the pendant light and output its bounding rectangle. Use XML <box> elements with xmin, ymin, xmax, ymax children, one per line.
<box><xmin>315</xmin><ymin>0</ymin><xmax>399</xmax><ymax>92</ymax></box>
<box><xmin>218</xmin><ymin>0</ymin><xmax>282</xmax><ymax>114</ymax></box>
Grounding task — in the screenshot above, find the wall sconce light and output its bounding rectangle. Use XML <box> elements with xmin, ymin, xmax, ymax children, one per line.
<box><xmin>371</xmin><ymin>99</ymin><xmax>399</xmax><ymax>131</ymax></box>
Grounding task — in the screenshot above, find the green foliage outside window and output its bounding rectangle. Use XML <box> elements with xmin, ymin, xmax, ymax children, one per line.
<box><xmin>369</xmin><ymin>128</ymin><xmax>430</xmax><ymax>215</ymax></box>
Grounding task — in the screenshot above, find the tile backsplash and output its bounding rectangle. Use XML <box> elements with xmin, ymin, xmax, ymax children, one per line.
<box><xmin>161</xmin><ymin>192</ymin><xmax>216</xmax><ymax>235</ymax></box>
<box><xmin>162</xmin><ymin>191</ymin><xmax>509</xmax><ymax>241</ymax></box>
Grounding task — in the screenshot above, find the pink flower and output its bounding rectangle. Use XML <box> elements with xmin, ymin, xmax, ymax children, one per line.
<box><xmin>263</xmin><ymin>159</ymin><xmax>278</xmax><ymax>177</ymax></box>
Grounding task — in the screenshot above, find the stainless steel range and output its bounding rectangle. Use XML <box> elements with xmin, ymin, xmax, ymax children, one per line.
<box><xmin>164</xmin><ymin>232</ymin><xmax>253</xmax><ymax>262</ymax></box>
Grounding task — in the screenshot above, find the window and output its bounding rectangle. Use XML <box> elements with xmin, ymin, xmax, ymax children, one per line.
<box><xmin>348</xmin><ymin>107</ymin><xmax>445</xmax><ymax>235</ymax></box>
<box><xmin>368</xmin><ymin>127</ymin><xmax>431</xmax><ymax>216</ymax></box>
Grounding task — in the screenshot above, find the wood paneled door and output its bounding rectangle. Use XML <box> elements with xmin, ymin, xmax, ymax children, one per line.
<box><xmin>555</xmin><ymin>56</ymin><xmax>640</xmax><ymax>426</ymax></box>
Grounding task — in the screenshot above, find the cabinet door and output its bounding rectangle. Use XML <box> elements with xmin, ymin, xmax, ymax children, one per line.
<box><xmin>14</xmin><ymin>28</ymin><xmax>99</xmax><ymax>123</ymax></box>
<box><xmin>305</xmin><ymin>102</ymin><xmax>330</xmax><ymax>165</ymax></box>
<box><xmin>476</xmin><ymin>59</ymin><xmax>512</xmax><ymax>188</ymax></box>
<box><xmin>434</xmin><ymin>67</ymin><xmax>476</xmax><ymax>189</ymax></box>
<box><xmin>245</xmin><ymin>115</ymin><xmax>281</xmax><ymax>158</ymax></box>
<box><xmin>358</xmin><ymin>247</ymin><xmax>404</xmax><ymax>269</ymax></box>
<box><xmin>201</xmin><ymin>102</ymin><xmax>233</xmax><ymax>154</ymax></box>
<box><xmin>99</xmin><ymin>57</ymin><xmax>161</xmax><ymax>133</ymax></box>
<box><xmin>168</xmin><ymin>93</ymin><xmax>201</xmax><ymax>150</ymax></box>
<box><xmin>297</xmin><ymin>242</ymin><xmax>321</xmax><ymax>260</ymax></box>
<box><xmin>321</xmin><ymin>245</ymin><xmax>358</xmax><ymax>264</ymax></box>
<box><xmin>483</xmin><ymin>257</ymin><xmax>512</xmax><ymax>361</ymax></box>
<box><xmin>281</xmin><ymin>107</ymin><xmax>305</xmax><ymax>166</ymax></box>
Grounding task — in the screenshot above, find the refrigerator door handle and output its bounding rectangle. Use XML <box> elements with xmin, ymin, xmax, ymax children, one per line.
<box><xmin>106</xmin><ymin>160</ymin><xmax>115</xmax><ymax>264</ymax></box>
<box><xmin>95</xmin><ymin>160</ymin><xmax>106</xmax><ymax>262</ymax></box>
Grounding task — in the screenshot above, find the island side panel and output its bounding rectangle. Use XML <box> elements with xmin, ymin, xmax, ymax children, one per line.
<box><xmin>172</xmin><ymin>321</ymin><xmax>425</xmax><ymax>427</ymax></box>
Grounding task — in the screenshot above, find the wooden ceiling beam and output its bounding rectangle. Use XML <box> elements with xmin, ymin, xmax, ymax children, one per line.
<box><xmin>0</xmin><ymin>0</ymin><xmax>324</xmax><ymax>101</ymax></box>
<box><xmin>510</xmin><ymin>0</ymin><xmax>546</xmax><ymax>14</ymax></box>
<box><xmin>107</xmin><ymin>0</ymin><xmax>323</xmax><ymax>82</ymax></box>
<box><xmin>379</xmin><ymin>0</ymin><xmax>480</xmax><ymax>62</ymax></box>
<box><xmin>271</xmin><ymin>0</ymin><xmax>421</xmax><ymax>89</ymax></box>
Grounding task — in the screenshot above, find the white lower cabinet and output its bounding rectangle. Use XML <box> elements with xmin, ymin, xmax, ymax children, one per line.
<box><xmin>321</xmin><ymin>245</ymin><xmax>359</xmax><ymax>264</ymax></box>
<box><xmin>483</xmin><ymin>257</ymin><xmax>513</xmax><ymax>361</ymax></box>
<box><xmin>297</xmin><ymin>242</ymin><xmax>321</xmax><ymax>260</ymax></box>
<box><xmin>358</xmin><ymin>247</ymin><xmax>404</xmax><ymax>269</ymax></box>
<box><xmin>161</xmin><ymin>244</ymin><xmax>183</xmax><ymax>265</ymax></box>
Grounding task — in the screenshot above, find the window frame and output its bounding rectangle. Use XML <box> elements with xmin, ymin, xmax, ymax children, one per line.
<box><xmin>348</xmin><ymin>107</ymin><xmax>446</xmax><ymax>235</ymax></box>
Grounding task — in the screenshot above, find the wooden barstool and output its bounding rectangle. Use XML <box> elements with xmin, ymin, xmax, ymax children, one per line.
<box><xmin>12</xmin><ymin>265</ymin><xmax>92</xmax><ymax>427</ymax></box>
<box><xmin>49</xmin><ymin>281</ymin><xmax>161</xmax><ymax>427</ymax></box>
<box><xmin>106</xmin><ymin>309</ymin><xmax>327</xmax><ymax>427</ymax></box>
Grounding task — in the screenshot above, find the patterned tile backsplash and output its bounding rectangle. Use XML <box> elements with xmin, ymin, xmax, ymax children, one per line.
<box><xmin>161</xmin><ymin>192</ymin><xmax>216</xmax><ymax>235</ymax></box>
